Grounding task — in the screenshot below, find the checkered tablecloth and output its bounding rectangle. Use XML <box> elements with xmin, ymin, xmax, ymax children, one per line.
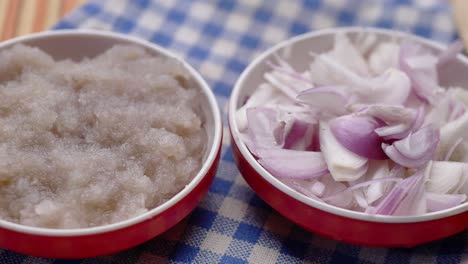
<box><xmin>1</xmin><ymin>0</ymin><xmax>467</xmax><ymax>263</ymax></box>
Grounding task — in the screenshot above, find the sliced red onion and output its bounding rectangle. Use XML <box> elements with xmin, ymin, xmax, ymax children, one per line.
<box><xmin>267</xmin><ymin>60</ymin><xmax>315</xmax><ymax>88</ymax></box>
<box><xmin>448</xmin><ymin>87</ymin><xmax>468</xmax><ymax>110</ymax></box>
<box><xmin>268</xmin><ymin>69</ymin><xmax>312</xmax><ymax>94</ymax></box>
<box><xmin>444</xmin><ymin>138</ymin><xmax>463</xmax><ymax>161</ymax></box>
<box><xmin>237</xmin><ymin>32</ymin><xmax>468</xmax><ymax>216</ymax></box>
<box><xmin>330</xmin><ymin>32</ymin><xmax>371</xmax><ymax>77</ymax></box>
<box><xmin>311</xmin><ymin>181</ymin><xmax>326</xmax><ymax>196</ymax></box>
<box><xmin>437</xmin><ymin>39</ymin><xmax>464</xmax><ymax>66</ymax></box>
<box><xmin>319</xmin><ymin>121</ymin><xmax>368</xmax><ymax>182</ymax></box>
<box><xmin>463</xmin><ymin>174</ymin><xmax>468</xmax><ymax>195</ymax></box>
<box><xmin>296</xmin><ymin>86</ymin><xmax>350</xmax><ymax>116</ymax></box>
<box><xmin>448</xmin><ymin>98</ymin><xmax>466</xmax><ymax>122</ymax></box>
<box><xmin>426</xmin><ymin>192</ymin><xmax>466</xmax><ymax>212</ymax></box>
<box><xmin>399</xmin><ymin>42</ymin><xmax>442</xmax><ymax>105</ymax></box>
<box><xmin>383</xmin><ymin>125</ymin><xmax>440</xmax><ymax>168</ymax></box>
<box><xmin>357</xmin><ymin>104</ymin><xmax>424</xmax><ymax>140</ymax></box>
<box><xmin>383</xmin><ymin>105</ymin><xmax>425</xmax><ymax>140</ymax></box>
<box><xmin>424</xmin><ymin>95</ymin><xmax>456</xmax><ymax>128</ymax></box>
<box><xmin>284</xmin><ymin>179</ymin><xmax>326</xmax><ymax>198</ymax></box>
<box><xmin>406</xmin><ymin>54</ymin><xmax>438</xmax><ymax>70</ymax></box>
<box><xmin>329</xmin><ymin>115</ymin><xmax>386</xmax><ymax>159</ymax></box>
<box><xmin>322</xmin><ymin>176</ymin><xmax>402</xmax><ymax>202</ymax></box>
<box><xmin>264</xmin><ymin>72</ymin><xmax>298</xmax><ymax>100</ymax></box>
<box><xmin>246</xmin><ymin>107</ymin><xmax>283</xmax><ymax>155</ymax></box>
<box><xmin>352</xmin><ymin>69</ymin><xmax>411</xmax><ymax>105</ymax></box>
<box><xmin>438</xmin><ymin>111</ymin><xmax>468</xmax><ymax>160</ymax></box>
<box><xmin>355</xmin><ymin>31</ymin><xmax>377</xmax><ymax>55</ymax></box>
<box><xmin>313</xmin><ymin>55</ymin><xmax>411</xmax><ymax>105</ymax></box>
<box><xmin>283</xmin><ymin>120</ymin><xmax>319</xmax><ymax>151</ymax></box>
<box><xmin>311</xmin><ymin>54</ymin><xmax>367</xmax><ymax>86</ymax></box>
<box><xmin>277</xmin><ymin>108</ymin><xmax>315</xmax><ymax>127</ymax></box>
<box><xmin>320</xmin><ymin>174</ymin><xmax>354</xmax><ymax>208</ymax></box>
<box><xmin>348</xmin><ymin>180</ymin><xmax>369</xmax><ymax>210</ymax></box>
<box><xmin>353</xmin><ymin>189</ymin><xmax>369</xmax><ymax>209</ymax></box>
<box><xmin>275</xmin><ymin>109</ymin><xmax>319</xmax><ymax>151</ymax></box>
<box><xmin>265</xmin><ymin>55</ymin><xmax>314</xmax><ymax>96</ymax></box>
<box><xmin>405</xmin><ymin>54</ymin><xmax>438</xmax><ymax>88</ymax></box>
<box><xmin>425</xmin><ymin>161</ymin><xmax>468</xmax><ymax>194</ymax></box>
<box><xmin>368</xmin><ymin>42</ymin><xmax>400</xmax><ymax>75</ymax></box>
<box><xmin>236</xmin><ymin>83</ymin><xmax>285</xmax><ymax>131</ymax></box>
<box><xmin>370</xmin><ymin>169</ymin><xmax>426</xmax><ymax>216</ymax></box>
<box><xmin>283</xmin><ymin>179</ymin><xmax>322</xmax><ymax>201</ymax></box>
<box><xmin>366</xmin><ymin>161</ymin><xmax>400</xmax><ymax>204</ymax></box>
<box><xmin>272</xmin><ymin>53</ymin><xmax>294</xmax><ymax>71</ymax></box>
<box><xmin>257</xmin><ymin>148</ymin><xmax>328</xmax><ymax>180</ymax></box>
<box><xmin>307</xmin><ymin>34</ymin><xmax>371</xmax><ymax>88</ymax></box>
<box><xmin>359</xmin><ymin>104</ymin><xmax>415</xmax><ymax>123</ymax></box>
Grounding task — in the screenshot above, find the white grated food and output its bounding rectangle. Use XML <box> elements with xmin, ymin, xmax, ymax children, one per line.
<box><xmin>0</xmin><ymin>44</ymin><xmax>205</xmax><ymax>229</ymax></box>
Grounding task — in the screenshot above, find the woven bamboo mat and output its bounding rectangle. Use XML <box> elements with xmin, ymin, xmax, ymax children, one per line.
<box><xmin>0</xmin><ymin>0</ymin><xmax>86</xmax><ymax>41</ymax></box>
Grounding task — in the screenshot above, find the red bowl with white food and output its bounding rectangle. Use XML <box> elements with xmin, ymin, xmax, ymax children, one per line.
<box><xmin>228</xmin><ymin>27</ymin><xmax>468</xmax><ymax>247</ymax></box>
<box><xmin>0</xmin><ymin>30</ymin><xmax>222</xmax><ymax>258</ymax></box>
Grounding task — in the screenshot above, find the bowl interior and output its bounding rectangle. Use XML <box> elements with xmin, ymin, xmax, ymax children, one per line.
<box><xmin>2</xmin><ymin>31</ymin><xmax>219</xmax><ymax>163</ymax></box>
<box><xmin>229</xmin><ymin>27</ymin><xmax>468</xmax><ymax>223</ymax></box>
<box><xmin>0</xmin><ymin>30</ymin><xmax>222</xmax><ymax>235</ymax></box>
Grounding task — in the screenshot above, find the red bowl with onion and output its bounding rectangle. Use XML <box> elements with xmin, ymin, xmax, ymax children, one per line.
<box><xmin>228</xmin><ymin>27</ymin><xmax>468</xmax><ymax>247</ymax></box>
<box><xmin>0</xmin><ymin>30</ymin><xmax>223</xmax><ymax>258</ymax></box>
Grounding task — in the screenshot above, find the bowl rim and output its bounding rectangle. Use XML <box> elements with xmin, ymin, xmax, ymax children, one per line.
<box><xmin>0</xmin><ymin>29</ymin><xmax>223</xmax><ymax>236</ymax></box>
<box><xmin>228</xmin><ymin>26</ymin><xmax>468</xmax><ymax>223</ymax></box>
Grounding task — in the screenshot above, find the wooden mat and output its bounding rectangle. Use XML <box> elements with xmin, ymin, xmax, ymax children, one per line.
<box><xmin>0</xmin><ymin>0</ymin><xmax>87</xmax><ymax>41</ymax></box>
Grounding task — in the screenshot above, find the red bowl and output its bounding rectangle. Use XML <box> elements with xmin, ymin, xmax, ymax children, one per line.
<box><xmin>228</xmin><ymin>27</ymin><xmax>468</xmax><ymax>247</ymax></box>
<box><xmin>0</xmin><ymin>30</ymin><xmax>223</xmax><ymax>258</ymax></box>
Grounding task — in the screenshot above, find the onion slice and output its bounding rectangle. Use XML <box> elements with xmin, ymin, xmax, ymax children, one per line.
<box><xmin>444</xmin><ymin>138</ymin><xmax>463</xmax><ymax>161</ymax></box>
<box><xmin>437</xmin><ymin>40</ymin><xmax>464</xmax><ymax>66</ymax></box>
<box><xmin>320</xmin><ymin>174</ymin><xmax>354</xmax><ymax>208</ymax></box>
<box><xmin>370</xmin><ymin>169</ymin><xmax>426</xmax><ymax>216</ymax></box>
<box><xmin>366</xmin><ymin>160</ymin><xmax>396</xmax><ymax>204</ymax></box>
<box><xmin>267</xmin><ymin>60</ymin><xmax>314</xmax><ymax>89</ymax></box>
<box><xmin>355</xmin><ymin>104</ymin><xmax>424</xmax><ymax>140</ymax></box>
<box><xmin>312</xmin><ymin>55</ymin><xmax>411</xmax><ymax>105</ymax></box>
<box><xmin>399</xmin><ymin>41</ymin><xmax>442</xmax><ymax>104</ymax></box>
<box><xmin>368</xmin><ymin>42</ymin><xmax>400</xmax><ymax>75</ymax></box>
<box><xmin>425</xmin><ymin>160</ymin><xmax>468</xmax><ymax>194</ymax></box>
<box><xmin>424</xmin><ymin>91</ymin><xmax>466</xmax><ymax>131</ymax></box>
<box><xmin>438</xmin><ymin>111</ymin><xmax>468</xmax><ymax>159</ymax></box>
<box><xmin>383</xmin><ymin>126</ymin><xmax>439</xmax><ymax>168</ymax></box>
<box><xmin>319</xmin><ymin>121</ymin><xmax>368</xmax><ymax>182</ymax></box>
<box><xmin>322</xmin><ymin>177</ymin><xmax>402</xmax><ymax>202</ymax></box>
<box><xmin>352</xmin><ymin>68</ymin><xmax>411</xmax><ymax>106</ymax></box>
<box><xmin>283</xmin><ymin>179</ymin><xmax>322</xmax><ymax>201</ymax></box>
<box><xmin>236</xmin><ymin>83</ymin><xmax>289</xmax><ymax>131</ymax></box>
<box><xmin>426</xmin><ymin>192</ymin><xmax>466</xmax><ymax>212</ymax></box>
<box><xmin>296</xmin><ymin>86</ymin><xmax>350</xmax><ymax>116</ymax></box>
<box><xmin>283</xmin><ymin>120</ymin><xmax>319</xmax><ymax>151</ymax></box>
<box><xmin>246</xmin><ymin>107</ymin><xmax>283</xmax><ymax>155</ymax></box>
<box><xmin>329</xmin><ymin>32</ymin><xmax>371</xmax><ymax>77</ymax></box>
<box><xmin>257</xmin><ymin>148</ymin><xmax>328</xmax><ymax>180</ymax></box>
<box><xmin>329</xmin><ymin>114</ymin><xmax>386</xmax><ymax>159</ymax></box>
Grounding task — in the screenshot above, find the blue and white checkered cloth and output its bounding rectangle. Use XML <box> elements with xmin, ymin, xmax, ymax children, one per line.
<box><xmin>2</xmin><ymin>0</ymin><xmax>467</xmax><ymax>263</ymax></box>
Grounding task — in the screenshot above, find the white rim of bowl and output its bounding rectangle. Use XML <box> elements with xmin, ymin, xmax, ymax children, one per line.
<box><xmin>0</xmin><ymin>29</ymin><xmax>223</xmax><ymax>236</ymax></box>
<box><xmin>229</xmin><ymin>26</ymin><xmax>468</xmax><ymax>224</ymax></box>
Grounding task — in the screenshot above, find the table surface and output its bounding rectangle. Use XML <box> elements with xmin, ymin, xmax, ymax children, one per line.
<box><xmin>0</xmin><ymin>0</ymin><xmax>467</xmax><ymax>263</ymax></box>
